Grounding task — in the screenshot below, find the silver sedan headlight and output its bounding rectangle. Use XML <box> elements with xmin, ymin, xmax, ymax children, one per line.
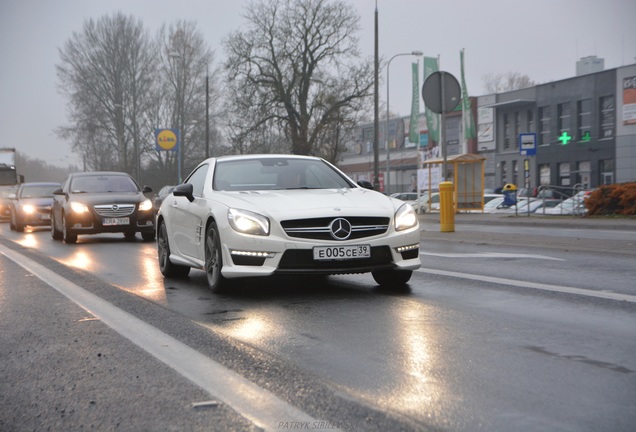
<box><xmin>21</xmin><ymin>204</ymin><xmax>36</xmax><ymax>214</ymax></box>
<box><xmin>228</xmin><ymin>208</ymin><xmax>270</xmax><ymax>236</ymax></box>
<box><xmin>394</xmin><ymin>203</ymin><xmax>418</xmax><ymax>231</ymax></box>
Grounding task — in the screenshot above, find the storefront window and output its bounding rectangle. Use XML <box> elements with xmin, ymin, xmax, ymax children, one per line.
<box><xmin>538</xmin><ymin>106</ymin><xmax>551</xmax><ymax>145</ymax></box>
<box><xmin>559</xmin><ymin>162</ymin><xmax>571</xmax><ymax>186</ymax></box>
<box><xmin>577</xmin><ymin>99</ymin><xmax>591</xmax><ymax>140</ymax></box>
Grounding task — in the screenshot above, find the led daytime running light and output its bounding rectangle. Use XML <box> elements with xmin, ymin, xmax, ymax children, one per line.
<box><xmin>396</xmin><ymin>244</ymin><xmax>419</xmax><ymax>253</ymax></box>
<box><xmin>230</xmin><ymin>250</ymin><xmax>275</xmax><ymax>258</ymax></box>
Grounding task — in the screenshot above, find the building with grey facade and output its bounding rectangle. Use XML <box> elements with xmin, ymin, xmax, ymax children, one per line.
<box><xmin>338</xmin><ymin>61</ymin><xmax>636</xmax><ymax>195</ymax></box>
<box><xmin>482</xmin><ymin>62</ymin><xmax>636</xmax><ymax>192</ymax></box>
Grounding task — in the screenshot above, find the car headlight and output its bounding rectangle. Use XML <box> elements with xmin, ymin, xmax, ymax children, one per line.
<box><xmin>70</xmin><ymin>201</ymin><xmax>89</xmax><ymax>214</ymax></box>
<box><xmin>395</xmin><ymin>203</ymin><xmax>418</xmax><ymax>231</ymax></box>
<box><xmin>228</xmin><ymin>208</ymin><xmax>270</xmax><ymax>236</ymax></box>
<box><xmin>22</xmin><ymin>204</ymin><xmax>36</xmax><ymax>214</ymax></box>
<box><xmin>138</xmin><ymin>199</ymin><xmax>153</xmax><ymax>212</ymax></box>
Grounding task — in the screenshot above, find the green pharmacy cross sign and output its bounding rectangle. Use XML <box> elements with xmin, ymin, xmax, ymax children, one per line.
<box><xmin>581</xmin><ymin>131</ymin><xmax>592</xmax><ymax>142</ymax></box>
<box><xmin>558</xmin><ymin>131</ymin><xmax>573</xmax><ymax>145</ymax></box>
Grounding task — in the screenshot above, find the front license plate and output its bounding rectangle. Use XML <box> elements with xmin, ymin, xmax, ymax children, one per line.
<box><xmin>313</xmin><ymin>245</ymin><xmax>371</xmax><ymax>261</ymax></box>
<box><xmin>103</xmin><ymin>217</ymin><xmax>130</xmax><ymax>226</ymax></box>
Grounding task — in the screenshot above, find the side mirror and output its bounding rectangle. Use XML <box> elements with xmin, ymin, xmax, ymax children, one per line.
<box><xmin>53</xmin><ymin>188</ymin><xmax>63</xmax><ymax>195</ymax></box>
<box><xmin>357</xmin><ymin>180</ymin><xmax>374</xmax><ymax>190</ymax></box>
<box><xmin>142</xmin><ymin>185</ymin><xmax>153</xmax><ymax>194</ymax></box>
<box><xmin>173</xmin><ymin>183</ymin><xmax>194</xmax><ymax>202</ymax></box>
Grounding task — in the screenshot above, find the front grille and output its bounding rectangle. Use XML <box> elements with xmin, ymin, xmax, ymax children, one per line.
<box><xmin>281</xmin><ymin>216</ymin><xmax>389</xmax><ymax>241</ymax></box>
<box><xmin>94</xmin><ymin>204</ymin><xmax>135</xmax><ymax>217</ymax></box>
<box><xmin>36</xmin><ymin>206</ymin><xmax>51</xmax><ymax>215</ymax></box>
<box><xmin>276</xmin><ymin>246</ymin><xmax>393</xmax><ymax>274</ymax></box>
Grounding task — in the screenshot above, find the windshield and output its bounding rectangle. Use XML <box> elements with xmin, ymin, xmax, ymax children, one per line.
<box><xmin>19</xmin><ymin>184</ymin><xmax>59</xmax><ymax>198</ymax></box>
<box><xmin>0</xmin><ymin>186</ymin><xmax>17</xmax><ymax>197</ymax></box>
<box><xmin>70</xmin><ymin>175</ymin><xmax>139</xmax><ymax>193</ymax></box>
<box><xmin>0</xmin><ymin>170</ymin><xmax>18</xmax><ymax>185</ymax></box>
<box><xmin>213</xmin><ymin>157</ymin><xmax>355</xmax><ymax>191</ymax></box>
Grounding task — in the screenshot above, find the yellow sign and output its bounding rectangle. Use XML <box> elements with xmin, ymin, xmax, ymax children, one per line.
<box><xmin>155</xmin><ymin>128</ymin><xmax>179</xmax><ymax>151</ymax></box>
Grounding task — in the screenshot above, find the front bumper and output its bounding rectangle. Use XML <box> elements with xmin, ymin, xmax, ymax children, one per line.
<box><xmin>66</xmin><ymin>211</ymin><xmax>155</xmax><ymax>234</ymax></box>
<box><xmin>218</xmin><ymin>225</ymin><xmax>421</xmax><ymax>279</ymax></box>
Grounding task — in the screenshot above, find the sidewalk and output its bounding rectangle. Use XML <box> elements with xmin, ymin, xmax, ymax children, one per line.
<box><xmin>418</xmin><ymin>212</ymin><xmax>636</xmax><ymax>231</ymax></box>
<box><xmin>417</xmin><ymin>212</ymin><xmax>636</xmax><ymax>255</ymax></box>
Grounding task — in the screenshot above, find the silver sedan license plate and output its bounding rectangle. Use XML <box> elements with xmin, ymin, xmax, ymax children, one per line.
<box><xmin>313</xmin><ymin>244</ymin><xmax>371</xmax><ymax>260</ymax></box>
<box><xmin>103</xmin><ymin>217</ymin><xmax>130</xmax><ymax>226</ymax></box>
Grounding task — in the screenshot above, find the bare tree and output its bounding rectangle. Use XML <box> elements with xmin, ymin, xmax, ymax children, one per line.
<box><xmin>56</xmin><ymin>13</ymin><xmax>157</xmax><ymax>178</ymax></box>
<box><xmin>482</xmin><ymin>71</ymin><xmax>535</xmax><ymax>93</ymax></box>
<box><xmin>223</xmin><ymin>0</ymin><xmax>373</xmax><ymax>161</ymax></box>
<box><xmin>154</xmin><ymin>21</ymin><xmax>219</xmax><ymax>182</ymax></box>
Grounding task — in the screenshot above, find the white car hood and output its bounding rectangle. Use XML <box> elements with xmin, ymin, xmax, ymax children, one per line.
<box><xmin>216</xmin><ymin>188</ymin><xmax>400</xmax><ymax>219</ymax></box>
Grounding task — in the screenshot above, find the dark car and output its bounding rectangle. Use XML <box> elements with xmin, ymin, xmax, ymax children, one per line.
<box><xmin>51</xmin><ymin>171</ymin><xmax>155</xmax><ymax>243</ymax></box>
<box><xmin>153</xmin><ymin>185</ymin><xmax>175</xmax><ymax>211</ymax></box>
<box><xmin>0</xmin><ymin>185</ymin><xmax>17</xmax><ymax>220</ymax></box>
<box><xmin>9</xmin><ymin>182</ymin><xmax>60</xmax><ymax>231</ymax></box>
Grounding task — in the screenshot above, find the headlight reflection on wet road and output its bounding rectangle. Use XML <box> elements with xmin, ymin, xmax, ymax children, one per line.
<box><xmin>59</xmin><ymin>250</ymin><xmax>93</xmax><ymax>270</ymax></box>
<box><xmin>15</xmin><ymin>233</ymin><xmax>39</xmax><ymax>249</ymax></box>
<box><xmin>130</xmin><ymin>254</ymin><xmax>168</xmax><ymax>303</ymax></box>
<box><xmin>114</xmin><ymin>248</ymin><xmax>168</xmax><ymax>304</ymax></box>
<box><xmin>223</xmin><ymin>315</ymin><xmax>278</xmax><ymax>342</ymax></box>
<box><xmin>370</xmin><ymin>300</ymin><xmax>451</xmax><ymax>421</ymax></box>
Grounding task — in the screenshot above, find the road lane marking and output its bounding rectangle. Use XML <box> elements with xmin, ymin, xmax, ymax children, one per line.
<box><xmin>416</xmin><ymin>267</ymin><xmax>636</xmax><ymax>304</ymax></box>
<box><xmin>0</xmin><ymin>243</ymin><xmax>322</xmax><ymax>431</ymax></box>
<box><xmin>420</xmin><ymin>252</ymin><xmax>565</xmax><ymax>261</ymax></box>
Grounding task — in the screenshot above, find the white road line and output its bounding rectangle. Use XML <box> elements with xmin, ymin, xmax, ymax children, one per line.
<box><xmin>417</xmin><ymin>267</ymin><xmax>636</xmax><ymax>304</ymax></box>
<box><xmin>0</xmin><ymin>244</ymin><xmax>321</xmax><ymax>431</ymax></box>
<box><xmin>420</xmin><ymin>252</ymin><xmax>565</xmax><ymax>261</ymax></box>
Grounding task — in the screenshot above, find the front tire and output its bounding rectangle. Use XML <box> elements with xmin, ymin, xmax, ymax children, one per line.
<box><xmin>9</xmin><ymin>210</ymin><xmax>16</xmax><ymax>231</ymax></box>
<box><xmin>62</xmin><ymin>213</ymin><xmax>77</xmax><ymax>244</ymax></box>
<box><xmin>157</xmin><ymin>221</ymin><xmax>190</xmax><ymax>277</ymax></box>
<box><xmin>10</xmin><ymin>208</ymin><xmax>23</xmax><ymax>231</ymax></box>
<box><xmin>372</xmin><ymin>269</ymin><xmax>413</xmax><ymax>287</ymax></box>
<box><xmin>51</xmin><ymin>212</ymin><xmax>63</xmax><ymax>240</ymax></box>
<box><xmin>141</xmin><ymin>231</ymin><xmax>156</xmax><ymax>241</ymax></box>
<box><xmin>205</xmin><ymin>222</ymin><xmax>228</xmax><ymax>292</ymax></box>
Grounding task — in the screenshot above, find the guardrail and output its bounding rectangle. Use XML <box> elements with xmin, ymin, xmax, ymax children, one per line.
<box><xmin>535</xmin><ymin>184</ymin><xmax>587</xmax><ymax>217</ymax></box>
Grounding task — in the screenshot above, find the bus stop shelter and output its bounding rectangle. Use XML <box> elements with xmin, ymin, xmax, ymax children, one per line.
<box><xmin>419</xmin><ymin>153</ymin><xmax>486</xmax><ymax>212</ymax></box>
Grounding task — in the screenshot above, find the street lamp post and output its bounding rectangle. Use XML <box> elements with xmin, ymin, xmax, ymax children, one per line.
<box><xmin>205</xmin><ymin>69</ymin><xmax>210</xmax><ymax>159</ymax></box>
<box><xmin>169</xmin><ymin>52</ymin><xmax>185</xmax><ymax>183</ymax></box>
<box><xmin>385</xmin><ymin>51</ymin><xmax>423</xmax><ymax>194</ymax></box>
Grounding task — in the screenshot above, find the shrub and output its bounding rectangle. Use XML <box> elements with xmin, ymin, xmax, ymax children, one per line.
<box><xmin>585</xmin><ymin>182</ymin><xmax>636</xmax><ymax>216</ymax></box>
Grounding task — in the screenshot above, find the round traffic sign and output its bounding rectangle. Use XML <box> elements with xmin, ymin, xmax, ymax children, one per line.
<box><xmin>421</xmin><ymin>71</ymin><xmax>461</xmax><ymax>114</ymax></box>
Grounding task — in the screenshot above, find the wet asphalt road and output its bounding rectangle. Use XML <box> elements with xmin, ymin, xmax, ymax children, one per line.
<box><xmin>1</xmin><ymin>217</ymin><xmax>635</xmax><ymax>431</ymax></box>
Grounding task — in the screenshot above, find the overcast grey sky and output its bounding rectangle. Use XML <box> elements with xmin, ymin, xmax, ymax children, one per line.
<box><xmin>1</xmin><ymin>0</ymin><xmax>634</xmax><ymax>167</ymax></box>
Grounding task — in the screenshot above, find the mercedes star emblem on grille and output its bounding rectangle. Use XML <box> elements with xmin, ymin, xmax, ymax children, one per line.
<box><xmin>329</xmin><ymin>218</ymin><xmax>352</xmax><ymax>240</ymax></box>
